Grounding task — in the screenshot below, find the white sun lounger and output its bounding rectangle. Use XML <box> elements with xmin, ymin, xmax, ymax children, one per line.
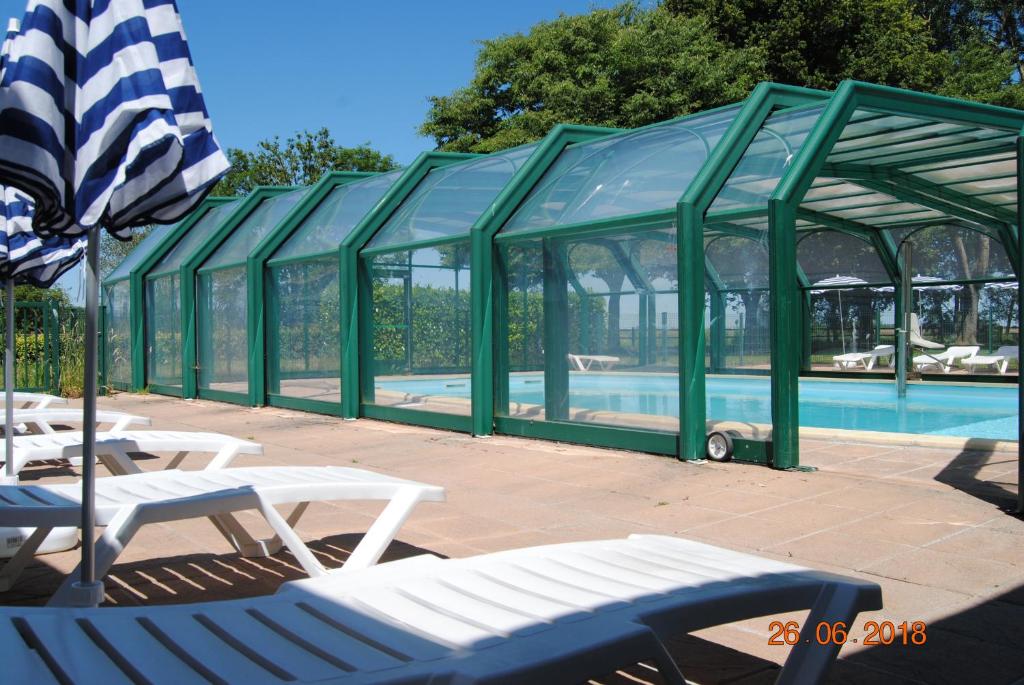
<box><xmin>0</xmin><ymin>429</ymin><xmax>262</xmax><ymax>477</ymax></box>
<box><xmin>913</xmin><ymin>345</ymin><xmax>979</xmax><ymax>373</ymax></box>
<box><xmin>3</xmin><ymin>408</ymin><xmax>151</xmax><ymax>435</ymax></box>
<box><xmin>567</xmin><ymin>353</ymin><xmax>621</xmax><ymax>371</ymax></box>
<box><xmin>832</xmin><ymin>344</ymin><xmax>895</xmax><ymax>370</ymax></box>
<box><xmin>0</xmin><ymin>534</ymin><xmax>882</xmax><ymax>684</ymax></box>
<box><xmin>0</xmin><ymin>391</ymin><xmax>67</xmax><ymax>409</ymax></box>
<box><xmin>909</xmin><ymin>313</ymin><xmax>944</xmax><ymax>350</ymax></box>
<box><xmin>960</xmin><ymin>345</ymin><xmax>1018</xmax><ymax>374</ymax></box>
<box><xmin>0</xmin><ymin>465</ymin><xmax>446</xmax><ymax>606</ymax></box>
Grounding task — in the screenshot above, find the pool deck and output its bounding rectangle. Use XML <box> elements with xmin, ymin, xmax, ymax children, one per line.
<box><xmin>3</xmin><ymin>392</ymin><xmax>1022</xmax><ymax>684</ymax></box>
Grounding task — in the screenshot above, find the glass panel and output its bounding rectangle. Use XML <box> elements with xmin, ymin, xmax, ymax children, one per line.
<box><xmin>196</xmin><ymin>266</ymin><xmax>248</xmax><ymax>393</ymax></box>
<box><xmin>105</xmin><ymin>224</ymin><xmax>173</xmax><ymax>282</ymax></box>
<box><xmin>889</xmin><ymin>224</ymin><xmax>1014</xmax><ymax>281</ymax></box>
<box><xmin>201</xmin><ymin>189</ymin><xmax>307</xmax><ymax>270</ymax></box>
<box><xmin>104</xmin><ymin>281</ymin><xmax>131</xmax><ymax>386</ymax></box>
<box><xmin>807</xmin><ymin>287</ymin><xmax>895</xmax><ymax>371</ymax></box>
<box><xmin>912</xmin><ymin>285</ymin><xmax>1017</xmax><ymax>372</ymax></box>
<box><xmin>503</xmin><ymin>106</ymin><xmax>740</xmax><ymax>232</ymax></box>
<box><xmin>369</xmin><ymin>146</ymin><xmax>537</xmax><ymax>248</ymax></box>
<box><xmin>709</xmin><ymin>105</ymin><xmax>824</xmax><ymax>214</ymax></box>
<box><xmin>366</xmin><ymin>243</ymin><xmax>472</xmax><ymax>415</ymax></box>
<box><xmin>267</xmin><ymin>256</ymin><xmax>341</xmax><ymax>403</ymax></box>
<box><xmin>495</xmin><ymin>228</ymin><xmax>680</xmax><ymax>433</ymax></box>
<box><xmin>145</xmin><ymin>273</ymin><xmax>182</xmax><ymax>387</ymax></box>
<box><xmin>270</xmin><ymin>171</ymin><xmax>403</xmax><ymax>263</ymax></box>
<box><xmin>797</xmin><ymin>230</ymin><xmax>891</xmax><ymax>285</ymax></box>
<box><xmin>703</xmin><ymin>229</ymin><xmax>772</xmax><ymax>440</ymax></box>
<box><xmin>149</xmin><ymin>201</ymin><xmax>239</xmax><ymax>277</ymax></box>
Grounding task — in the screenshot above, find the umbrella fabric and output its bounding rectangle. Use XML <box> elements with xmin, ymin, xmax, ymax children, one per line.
<box><xmin>0</xmin><ymin>0</ymin><xmax>228</xmax><ymax>606</ymax></box>
<box><xmin>0</xmin><ymin>18</ymin><xmax>85</xmax><ymax>288</ymax></box>
<box><xmin>872</xmin><ymin>275</ymin><xmax>964</xmax><ymax>293</ymax></box>
<box><xmin>0</xmin><ymin>0</ymin><xmax>229</xmax><ymax>237</ymax></box>
<box><xmin>809</xmin><ymin>275</ymin><xmax>869</xmax><ymax>294</ymax></box>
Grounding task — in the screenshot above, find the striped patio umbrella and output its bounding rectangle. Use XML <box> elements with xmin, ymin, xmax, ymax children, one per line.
<box><xmin>810</xmin><ymin>276</ymin><xmax>869</xmax><ymax>355</ymax></box>
<box><xmin>0</xmin><ymin>0</ymin><xmax>229</xmax><ymax>606</ymax></box>
<box><xmin>0</xmin><ymin>18</ymin><xmax>86</xmax><ymax>486</ymax></box>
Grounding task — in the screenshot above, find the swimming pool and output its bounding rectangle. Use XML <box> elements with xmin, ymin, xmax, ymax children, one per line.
<box><xmin>376</xmin><ymin>373</ymin><xmax>1019</xmax><ymax>440</ymax></box>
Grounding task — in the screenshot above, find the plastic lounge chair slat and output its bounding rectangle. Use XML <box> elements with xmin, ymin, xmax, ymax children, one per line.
<box><xmin>435</xmin><ymin>571</ymin><xmax>589</xmax><ymax>623</ymax></box>
<box><xmin>189</xmin><ymin>606</ymin><xmax>348</xmax><ymax>681</ymax></box>
<box><xmin>397</xmin><ymin>579</ymin><xmax>553</xmax><ymax>636</ymax></box>
<box><xmin>15</xmin><ymin>614</ymin><xmax>137</xmax><ymax>685</ymax></box>
<box><xmin>248</xmin><ymin>602</ymin><xmax>408</xmax><ymax>673</ymax></box>
<box><xmin>141</xmin><ymin>611</ymin><xmax>293</xmax><ymax>683</ymax></box>
<box><xmin>0</xmin><ymin>612</ymin><xmax>59</xmax><ymax>684</ymax></box>
<box><xmin>74</xmin><ymin>613</ymin><xmax>210</xmax><ymax>685</ymax></box>
<box><xmin>472</xmin><ymin>564</ymin><xmax>626</xmax><ymax>608</ymax></box>
<box><xmin>350</xmin><ymin>588</ymin><xmax>506</xmax><ymax>648</ymax></box>
<box><xmin>294</xmin><ymin>597</ymin><xmax>450</xmax><ymax>663</ymax></box>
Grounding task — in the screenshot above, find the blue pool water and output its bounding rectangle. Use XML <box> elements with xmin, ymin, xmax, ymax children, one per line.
<box><xmin>376</xmin><ymin>374</ymin><xmax>1019</xmax><ymax>440</ymax></box>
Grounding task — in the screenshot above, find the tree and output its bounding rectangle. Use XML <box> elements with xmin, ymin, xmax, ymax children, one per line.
<box><xmin>666</xmin><ymin>0</ymin><xmax>1024</xmax><ymax>107</ymax></box>
<box><xmin>101</xmin><ymin>228</ymin><xmax>151</xmax><ymax>278</ymax></box>
<box><xmin>420</xmin><ymin>3</ymin><xmax>766</xmax><ymax>152</ymax></box>
<box><xmin>212</xmin><ymin>128</ymin><xmax>398</xmax><ymax>196</ymax></box>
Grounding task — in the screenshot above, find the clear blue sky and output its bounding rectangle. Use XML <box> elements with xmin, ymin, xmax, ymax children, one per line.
<box><xmin>0</xmin><ymin>0</ymin><xmax>625</xmax><ymax>165</ymax></box>
<box><xmin>0</xmin><ymin>0</ymin><xmax>626</xmax><ymax>299</ymax></box>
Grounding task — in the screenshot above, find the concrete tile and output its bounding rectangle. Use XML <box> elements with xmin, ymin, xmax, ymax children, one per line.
<box><xmin>861</xmin><ymin>547</ymin><xmax>1024</xmax><ymax>596</ymax></box>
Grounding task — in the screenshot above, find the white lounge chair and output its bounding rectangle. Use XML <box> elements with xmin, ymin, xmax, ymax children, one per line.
<box><xmin>0</xmin><ymin>391</ymin><xmax>67</xmax><ymax>409</ymax></box>
<box><xmin>3</xmin><ymin>408</ymin><xmax>150</xmax><ymax>434</ymax></box>
<box><xmin>567</xmin><ymin>353</ymin><xmax>621</xmax><ymax>371</ymax></box>
<box><xmin>832</xmin><ymin>344</ymin><xmax>895</xmax><ymax>370</ymax></box>
<box><xmin>0</xmin><ymin>429</ymin><xmax>262</xmax><ymax>477</ymax></box>
<box><xmin>913</xmin><ymin>345</ymin><xmax>979</xmax><ymax>373</ymax></box>
<box><xmin>909</xmin><ymin>313</ymin><xmax>943</xmax><ymax>350</ymax></box>
<box><xmin>0</xmin><ymin>534</ymin><xmax>882</xmax><ymax>684</ymax></box>
<box><xmin>960</xmin><ymin>345</ymin><xmax>1018</xmax><ymax>374</ymax></box>
<box><xmin>0</xmin><ymin>465</ymin><xmax>446</xmax><ymax>606</ymax></box>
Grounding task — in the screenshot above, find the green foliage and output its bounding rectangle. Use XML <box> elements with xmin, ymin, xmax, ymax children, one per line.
<box><xmin>423</xmin><ymin>0</ymin><xmax>1024</xmax><ymax>152</ymax></box>
<box><xmin>213</xmin><ymin>128</ymin><xmax>399</xmax><ymax>196</ymax></box>
<box><xmin>11</xmin><ymin>284</ymin><xmax>70</xmax><ymax>307</ymax></box>
<box><xmin>420</xmin><ymin>3</ymin><xmax>766</xmax><ymax>152</ymax></box>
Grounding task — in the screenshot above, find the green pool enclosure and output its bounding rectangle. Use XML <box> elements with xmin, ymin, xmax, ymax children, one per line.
<box><xmin>103</xmin><ymin>80</ymin><xmax>1024</xmax><ymax>469</ymax></box>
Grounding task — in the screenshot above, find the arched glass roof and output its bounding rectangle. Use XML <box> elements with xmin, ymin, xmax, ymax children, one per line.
<box><xmin>269</xmin><ymin>170</ymin><xmax>403</xmax><ymax>264</ymax></box>
<box><xmin>200</xmin><ymin>189</ymin><xmax>307</xmax><ymax>272</ymax></box>
<box><xmin>501</xmin><ymin>106</ymin><xmax>740</xmax><ymax>232</ymax></box>
<box><xmin>148</xmin><ymin>200</ymin><xmax>240</xmax><ymax>278</ymax></box>
<box><xmin>105</xmin><ymin>223</ymin><xmax>174</xmax><ymax>282</ymax></box>
<box><xmin>367</xmin><ymin>144</ymin><xmax>538</xmax><ymax>249</ymax></box>
<box><xmin>797</xmin><ymin>230</ymin><xmax>891</xmax><ymax>285</ymax></box>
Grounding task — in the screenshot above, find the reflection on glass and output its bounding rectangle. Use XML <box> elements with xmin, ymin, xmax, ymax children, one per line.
<box><xmin>146</xmin><ymin>275</ymin><xmax>182</xmax><ymax>386</ymax></box>
<box><xmin>268</xmin><ymin>257</ymin><xmax>341</xmax><ymax>402</ymax></box>
<box><xmin>366</xmin><ymin>244</ymin><xmax>472</xmax><ymax>415</ymax></box>
<box><xmin>505</xmin><ymin>107</ymin><xmax>739</xmax><ymax>231</ymax></box>
<box><xmin>495</xmin><ymin>229</ymin><xmax>680</xmax><ymax>432</ymax></box>
<box><xmin>370</xmin><ymin>146</ymin><xmax>536</xmax><ymax>248</ymax></box>
<box><xmin>104</xmin><ymin>282</ymin><xmax>131</xmax><ymax>385</ymax></box>
<box><xmin>197</xmin><ymin>267</ymin><xmax>248</xmax><ymax>392</ymax></box>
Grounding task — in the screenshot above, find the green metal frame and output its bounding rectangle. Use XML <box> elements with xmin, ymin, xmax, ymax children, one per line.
<box><xmin>182</xmin><ymin>187</ymin><xmax>299</xmax><ymax>400</ymax></box>
<box><xmin>471</xmin><ymin>124</ymin><xmax>621</xmax><ymax>435</ymax></box>
<box><xmin>342</xmin><ymin>152</ymin><xmax>479</xmax><ymax>420</ymax></box>
<box><xmin>247</xmin><ymin>172</ymin><xmax>374</xmax><ymax>409</ymax></box>
<box><xmin>767</xmin><ymin>80</ymin><xmax>1024</xmax><ymax>468</ymax></box>
<box><xmin>103</xmin><ymin>197</ymin><xmax>235</xmax><ymax>392</ymax></box>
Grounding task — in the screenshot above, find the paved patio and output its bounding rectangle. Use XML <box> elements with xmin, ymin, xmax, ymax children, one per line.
<box><xmin>3</xmin><ymin>392</ymin><xmax>1021</xmax><ymax>684</ymax></box>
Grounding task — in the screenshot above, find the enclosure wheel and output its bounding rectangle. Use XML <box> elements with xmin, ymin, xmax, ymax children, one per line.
<box><xmin>705</xmin><ymin>430</ymin><xmax>738</xmax><ymax>462</ymax></box>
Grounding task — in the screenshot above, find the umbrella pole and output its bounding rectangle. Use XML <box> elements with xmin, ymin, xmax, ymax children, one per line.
<box><xmin>838</xmin><ymin>289</ymin><xmax>845</xmax><ymax>355</ymax></box>
<box><xmin>72</xmin><ymin>226</ymin><xmax>103</xmax><ymax>607</ymax></box>
<box><xmin>3</xmin><ymin>278</ymin><xmax>14</xmax><ymax>483</ymax></box>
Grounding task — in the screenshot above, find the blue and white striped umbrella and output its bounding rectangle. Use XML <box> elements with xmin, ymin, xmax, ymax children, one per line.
<box><xmin>0</xmin><ymin>0</ymin><xmax>229</xmax><ymax>606</ymax></box>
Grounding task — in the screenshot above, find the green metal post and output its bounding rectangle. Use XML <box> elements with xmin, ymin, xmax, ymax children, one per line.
<box><xmin>677</xmin><ymin>203</ymin><xmax>706</xmax><ymax>459</ymax></box>
<box><xmin>1016</xmin><ymin>135</ymin><xmax>1023</xmax><ymax>514</ymax></box>
<box><xmin>768</xmin><ymin>198</ymin><xmax>801</xmax><ymax>468</ymax></box>
<box><xmin>542</xmin><ymin>239</ymin><xmax>570</xmax><ymax>420</ymax></box>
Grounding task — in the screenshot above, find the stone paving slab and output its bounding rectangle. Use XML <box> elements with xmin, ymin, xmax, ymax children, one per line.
<box><xmin>1</xmin><ymin>392</ymin><xmax>1021</xmax><ymax>684</ymax></box>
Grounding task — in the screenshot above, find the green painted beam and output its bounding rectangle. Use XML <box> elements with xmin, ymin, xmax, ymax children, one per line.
<box><xmin>246</xmin><ymin>172</ymin><xmax>375</xmax><ymax>408</ymax></box>
<box><xmin>677</xmin><ymin>83</ymin><xmax>831</xmax><ymax>462</ymax></box>
<box><xmin>341</xmin><ymin>151</ymin><xmax>479</xmax><ymax>419</ymax></box>
<box><xmin>124</xmin><ymin>197</ymin><xmax>235</xmax><ymax>391</ymax></box>
<box><xmin>822</xmin><ymin>163</ymin><xmax>1018</xmax><ymax>226</ymax></box>
<box><xmin>180</xmin><ymin>186</ymin><xmax>299</xmax><ymax>398</ymax></box>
